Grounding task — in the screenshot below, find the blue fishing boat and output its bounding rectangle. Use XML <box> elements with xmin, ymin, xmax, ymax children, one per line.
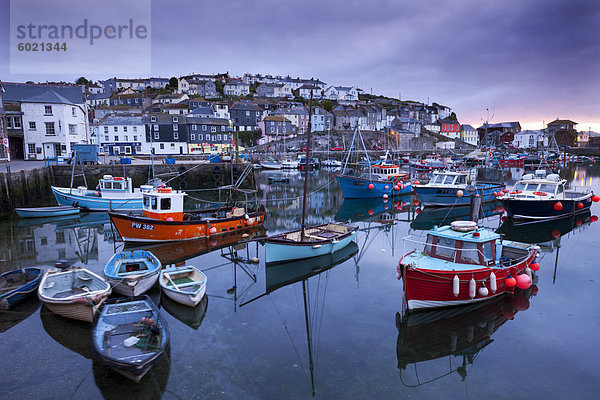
<box><xmin>92</xmin><ymin>295</ymin><xmax>169</xmax><ymax>382</ymax></box>
<box><xmin>15</xmin><ymin>206</ymin><xmax>80</xmax><ymax>218</ymax></box>
<box><xmin>103</xmin><ymin>250</ymin><xmax>162</xmax><ymax>296</ymax></box>
<box><xmin>336</xmin><ymin>163</ymin><xmax>412</xmax><ymax>199</ymax></box>
<box><xmin>52</xmin><ymin>175</ymin><xmax>150</xmax><ymax>211</ymax></box>
<box><xmin>413</xmin><ymin>169</ymin><xmax>504</xmax><ymax>207</ymax></box>
<box><xmin>0</xmin><ymin>267</ymin><xmax>42</xmax><ymax>310</ymax></box>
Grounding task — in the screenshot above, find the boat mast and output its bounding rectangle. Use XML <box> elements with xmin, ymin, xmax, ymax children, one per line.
<box><xmin>301</xmin><ymin>82</ymin><xmax>314</xmax><ymax>239</ymax></box>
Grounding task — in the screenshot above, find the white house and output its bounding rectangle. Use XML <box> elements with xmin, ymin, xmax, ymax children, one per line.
<box><xmin>95</xmin><ymin>115</ymin><xmax>150</xmax><ymax>155</ymax></box>
<box><xmin>512</xmin><ymin>130</ymin><xmax>547</xmax><ymax>149</ymax></box>
<box><xmin>298</xmin><ymin>84</ymin><xmax>322</xmax><ymax>99</ymax></box>
<box><xmin>224</xmin><ymin>81</ymin><xmax>250</xmax><ymax>96</ymax></box>
<box><xmin>2</xmin><ymin>83</ymin><xmax>89</xmax><ymax>160</ymax></box>
<box><xmin>324</xmin><ymin>86</ymin><xmax>358</xmax><ymax>101</ymax></box>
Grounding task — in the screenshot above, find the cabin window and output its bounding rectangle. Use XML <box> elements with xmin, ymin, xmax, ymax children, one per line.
<box><xmin>514</xmin><ymin>183</ymin><xmax>526</xmax><ymax>192</ymax></box>
<box><xmin>442</xmin><ymin>175</ymin><xmax>455</xmax><ymax>185</ymax></box>
<box><xmin>151</xmin><ymin>197</ymin><xmax>158</xmax><ymax>210</ymax></box>
<box><xmin>113</xmin><ymin>182</ymin><xmax>122</xmax><ymax>190</ymax></box>
<box><xmin>161</xmin><ymin>198</ymin><xmax>171</xmax><ymax>210</ymax></box>
<box><xmin>538</xmin><ymin>184</ymin><xmax>557</xmax><ymax>194</ymax></box>
<box><xmin>143</xmin><ymin>196</ymin><xmax>150</xmax><ymax>207</ymax></box>
<box><xmin>104</xmin><ymin>181</ymin><xmax>112</xmax><ymax>189</ymax></box>
<box><xmin>456</xmin><ymin>175</ymin><xmax>466</xmax><ymax>184</ymax></box>
<box><xmin>425</xmin><ymin>235</ymin><xmax>435</xmax><ymax>254</ymax></box>
<box><xmin>556</xmin><ymin>184</ymin><xmax>564</xmax><ymax>197</ymax></box>
<box><xmin>430</xmin><ymin>175</ymin><xmax>442</xmax><ymax>184</ymax></box>
<box><xmin>482</xmin><ymin>241</ymin><xmax>494</xmax><ymax>261</ymax></box>
<box><xmin>435</xmin><ymin>237</ymin><xmax>456</xmax><ymax>259</ymax></box>
<box><xmin>460</xmin><ymin>241</ymin><xmax>480</xmax><ymax>263</ymax></box>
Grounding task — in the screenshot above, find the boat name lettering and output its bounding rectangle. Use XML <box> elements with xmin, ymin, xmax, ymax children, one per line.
<box><xmin>131</xmin><ymin>222</ymin><xmax>154</xmax><ymax>230</ymax></box>
<box><xmin>353</xmin><ymin>181</ymin><xmax>365</xmax><ymax>186</ymax></box>
<box><xmin>436</xmin><ymin>189</ymin><xmax>455</xmax><ymax>194</ymax></box>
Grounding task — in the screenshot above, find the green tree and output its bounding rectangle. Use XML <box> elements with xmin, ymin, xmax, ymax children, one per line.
<box><xmin>321</xmin><ymin>100</ymin><xmax>334</xmax><ymax>112</ymax></box>
<box><xmin>169</xmin><ymin>77</ymin><xmax>178</xmax><ymax>90</ymax></box>
<box><xmin>75</xmin><ymin>77</ymin><xmax>89</xmax><ymax>85</ymax></box>
<box><xmin>215</xmin><ymin>80</ymin><xmax>224</xmax><ymax>97</ymax></box>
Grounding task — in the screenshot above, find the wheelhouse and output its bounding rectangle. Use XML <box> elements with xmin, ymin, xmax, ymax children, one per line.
<box><xmin>142</xmin><ymin>186</ymin><xmax>186</xmax><ymax>221</ymax></box>
<box><xmin>509</xmin><ymin>174</ymin><xmax>566</xmax><ymax>199</ymax></box>
<box><xmin>424</xmin><ymin>225</ymin><xmax>500</xmax><ymax>266</ymax></box>
<box><xmin>426</xmin><ymin>172</ymin><xmax>468</xmax><ymax>186</ymax></box>
<box><xmin>99</xmin><ymin>175</ymin><xmax>133</xmax><ymax>193</ymax></box>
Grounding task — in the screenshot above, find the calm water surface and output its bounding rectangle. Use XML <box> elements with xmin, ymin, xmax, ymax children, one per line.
<box><xmin>1</xmin><ymin>164</ymin><xmax>600</xmax><ymax>399</ymax></box>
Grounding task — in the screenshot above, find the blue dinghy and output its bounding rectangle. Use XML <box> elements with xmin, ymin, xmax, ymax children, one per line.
<box><xmin>0</xmin><ymin>267</ymin><xmax>42</xmax><ymax>310</ymax></box>
<box><xmin>15</xmin><ymin>206</ymin><xmax>80</xmax><ymax>218</ymax></box>
<box><xmin>92</xmin><ymin>295</ymin><xmax>169</xmax><ymax>382</ymax></box>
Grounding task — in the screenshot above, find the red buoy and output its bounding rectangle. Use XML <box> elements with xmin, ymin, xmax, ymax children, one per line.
<box><xmin>368</xmin><ymin>183</ymin><xmax>374</xmax><ymax>189</ymax></box>
<box><xmin>529</xmin><ymin>262</ymin><xmax>541</xmax><ymax>271</ymax></box>
<box><xmin>576</xmin><ymin>202</ymin><xmax>584</xmax><ymax>209</ymax></box>
<box><xmin>368</xmin><ymin>209</ymin><xmax>374</xmax><ymax>216</ymax></box>
<box><xmin>515</xmin><ymin>274</ymin><xmax>532</xmax><ymax>289</ymax></box>
<box><xmin>503</xmin><ymin>188</ymin><xmax>509</xmax><ymax>193</ymax></box>
<box><xmin>501</xmin><ymin>216</ymin><xmax>507</xmax><ymax>222</ymax></box>
<box><xmin>414</xmin><ymin>180</ymin><xmax>420</xmax><ymax>185</ymax></box>
<box><xmin>575</xmin><ymin>219</ymin><xmax>582</xmax><ymax>226</ymax></box>
<box><xmin>554</xmin><ymin>202</ymin><xmax>563</xmax><ymax>211</ymax></box>
<box><xmin>551</xmin><ymin>229</ymin><xmax>561</xmax><ymax>238</ymax></box>
<box><xmin>513</xmin><ymin>295</ymin><xmax>530</xmax><ymax>312</ymax></box>
<box><xmin>592</xmin><ymin>195</ymin><xmax>600</xmax><ymax>202</ymax></box>
<box><xmin>591</xmin><ymin>215</ymin><xmax>599</xmax><ymax>222</ymax></box>
<box><xmin>414</xmin><ymin>199</ymin><xmax>419</xmax><ymax>206</ymax></box>
<box><xmin>505</xmin><ymin>276</ymin><xmax>516</xmax><ymax>287</ymax></box>
<box><xmin>416</xmin><ymin>208</ymin><xmax>421</xmax><ymax>214</ymax></box>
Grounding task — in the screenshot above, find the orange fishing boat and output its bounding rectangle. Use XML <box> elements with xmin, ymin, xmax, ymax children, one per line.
<box><xmin>109</xmin><ymin>185</ymin><xmax>266</xmax><ymax>243</ymax></box>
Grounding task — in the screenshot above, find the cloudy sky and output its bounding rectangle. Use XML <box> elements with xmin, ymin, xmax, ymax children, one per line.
<box><xmin>1</xmin><ymin>0</ymin><xmax>598</xmax><ymax>130</ymax></box>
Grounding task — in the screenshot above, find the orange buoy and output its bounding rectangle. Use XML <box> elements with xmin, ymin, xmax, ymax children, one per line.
<box><xmin>368</xmin><ymin>183</ymin><xmax>374</xmax><ymax>189</ymax></box>
<box><xmin>368</xmin><ymin>209</ymin><xmax>374</xmax><ymax>216</ymax></box>
<box><xmin>456</xmin><ymin>190</ymin><xmax>464</xmax><ymax>198</ymax></box>
<box><xmin>592</xmin><ymin>195</ymin><xmax>599</xmax><ymax>202</ymax></box>
<box><xmin>553</xmin><ymin>202</ymin><xmax>563</xmax><ymax>211</ymax></box>
<box><xmin>505</xmin><ymin>276</ymin><xmax>516</xmax><ymax>287</ymax></box>
<box><xmin>591</xmin><ymin>215</ymin><xmax>599</xmax><ymax>222</ymax></box>
<box><xmin>529</xmin><ymin>262</ymin><xmax>540</xmax><ymax>271</ymax></box>
<box><xmin>576</xmin><ymin>202</ymin><xmax>584</xmax><ymax>209</ymax></box>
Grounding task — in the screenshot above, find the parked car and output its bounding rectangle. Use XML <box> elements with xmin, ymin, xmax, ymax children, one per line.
<box><xmin>331</xmin><ymin>147</ymin><xmax>344</xmax><ymax>151</ymax></box>
<box><xmin>301</xmin><ymin>147</ymin><xmax>312</xmax><ymax>151</ymax></box>
<box><xmin>287</xmin><ymin>146</ymin><xmax>300</xmax><ymax>152</ymax></box>
<box><xmin>372</xmin><ymin>145</ymin><xmax>383</xmax><ymax>150</ymax></box>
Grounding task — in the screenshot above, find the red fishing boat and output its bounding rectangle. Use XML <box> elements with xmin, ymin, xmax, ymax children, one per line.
<box><xmin>109</xmin><ymin>185</ymin><xmax>265</xmax><ymax>243</ymax></box>
<box><xmin>397</xmin><ymin>221</ymin><xmax>538</xmax><ymax>312</ymax></box>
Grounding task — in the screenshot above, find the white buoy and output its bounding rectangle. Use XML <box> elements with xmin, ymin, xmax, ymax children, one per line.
<box><xmin>525</xmin><ymin>266</ymin><xmax>532</xmax><ymax>279</ymax></box>
<box><xmin>478</xmin><ymin>285</ymin><xmax>489</xmax><ymax>297</ymax></box>
<box><xmin>250</xmin><ymin>257</ymin><xmax>259</xmax><ymax>264</ymax></box>
<box><xmin>244</xmin><ymin>214</ymin><xmax>249</xmax><ymax>219</ymax></box>
<box><xmin>242</xmin><ymin>233</ymin><xmax>249</xmax><ymax>238</ymax></box>
<box><xmin>381</xmin><ymin>248</ymin><xmax>386</xmax><ymax>252</ymax></box>
<box><xmin>490</xmin><ymin>272</ymin><xmax>497</xmax><ymax>293</ymax></box>
<box><xmin>383</xmin><ymin>194</ymin><xmax>389</xmax><ymax>199</ymax></box>
<box><xmin>453</xmin><ymin>275</ymin><xmax>460</xmax><ymax>297</ymax></box>
<box><xmin>469</xmin><ymin>278</ymin><xmax>476</xmax><ymax>298</ymax></box>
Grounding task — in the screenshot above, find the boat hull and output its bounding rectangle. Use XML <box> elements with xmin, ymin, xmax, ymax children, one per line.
<box><xmin>413</xmin><ymin>184</ymin><xmax>503</xmax><ymax>207</ymax></box>
<box><xmin>266</xmin><ymin>228</ymin><xmax>357</xmax><ymax>264</ymax></box>
<box><xmin>43</xmin><ymin>298</ymin><xmax>108</xmax><ymax>323</ymax></box>
<box><xmin>0</xmin><ymin>268</ymin><xmax>42</xmax><ymax>310</ymax></box>
<box><xmin>399</xmin><ymin>251</ymin><xmax>537</xmax><ymax>312</ymax></box>
<box><xmin>159</xmin><ymin>267</ymin><xmax>207</xmax><ymax>307</ymax></box>
<box><xmin>501</xmin><ymin>195</ymin><xmax>593</xmax><ymax>220</ymax></box>
<box><xmin>335</xmin><ymin>175</ymin><xmax>412</xmax><ymax>199</ymax></box>
<box><xmin>52</xmin><ymin>186</ymin><xmax>143</xmax><ymax>211</ymax></box>
<box><xmin>109</xmin><ymin>211</ymin><xmax>266</xmax><ymax>242</ymax></box>
<box><xmin>499</xmin><ymin>159</ymin><xmax>524</xmax><ymax>168</ymax></box>
<box><xmin>15</xmin><ymin>206</ymin><xmax>80</xmax><ymax>218</ymax></box>
<box><xmin>107</xmin><ymin>274</ymin><xmax>160</xmax><ymax>297</ymax></box>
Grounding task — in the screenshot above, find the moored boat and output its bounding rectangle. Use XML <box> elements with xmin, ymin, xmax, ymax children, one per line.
<box><xmin>38</xmin><ymin>265</ymin><xmax>112</xmax><ymax>322</ymax></box>
<box><xmin>92</xmin><ymin>295</ymin><xmax>169</xmax><ymax>382</ymax></box>
<box><xmin>104</xmin><ymin>250</ymin><xmax>161</xmax><ymax>296</ymax></box>
<box><xmin>0</xmin><ymin>267</ymin><xmax>42</xmax><ymax>310</ymax></box>
<box><xmin>499</xmin><ymin>172</ymin><xmax>598</xmax><ymax>220</ymax></box>
<box><xmin>52</xmin><ymin>175</ymin><xmax>150</xmax><ymax>211</ymax></box>
<box><xmin>260</xmin><ymin>159</ymin><xmax>282</xmax><ymax>170</ymax></box>
<box><xmin>281</xmin><ymin>159</ymin><xmax>299</xmax><ymax>169</ymax></box>
<box><xmin>15</xmin><ymin>206</ymin><xmax>80</xmax><ymax>218</ymax></box>
<box><xmin>159</xmin><ymin>265</ymin><xmax>207</xmax><ymax>307</ymax></box>
<box><xmin>336</xmin><ymin>163</ymin><xmax>412</xmax><ymax>199</ymax></box>
<box><xmin>266</xmin><ymin>222</ymin><xmax>358</xmax><ymax>264</ymax></box>
<box><xmin>397</xmin><ymin>221</ymin><xmax>538</xmax><ymax>312</ymax></box>
<box><xmin>109</xmin><ymin>185</ymin><xmax>266</xmax><ymax>242</ymax></box>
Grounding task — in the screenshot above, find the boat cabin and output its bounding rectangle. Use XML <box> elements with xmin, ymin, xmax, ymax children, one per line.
<box><xmin>508</xmin><ymin>173</ymin><xmax>566</xmax><ymax>200</ymax></box>
<box><xmin>142</xmin><ymin>186</ymin><xmax>186</xmax><ymax>221</ymax></box>
<box><xmin>426</xmin><ymin>171</ymin><xmax>468</xmax><ymax>186</ymax></box>
<box><xmin>424</xmin><ymin>223</ymin><xmax>501</xmax><ymax>267</ymax></box>
<box><xmin>98</xmin><ymin>175</ymin><xmax>134</xmax><ymax>194</ymax></box>
<box><xmin>370</xmin><ymin>164</ymin><xmax>407</xmax><ymax>180</ymax></box>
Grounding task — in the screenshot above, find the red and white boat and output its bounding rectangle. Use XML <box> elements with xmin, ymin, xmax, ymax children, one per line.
<box><xmin>109</xmin><ymin>185</ymin><xmax>265</xmax><ymax>243</ymax></box>
<box><xmin>397</xmin><ymin>221</ymin><xmax>538</xmax><ymax>312</ymax></box>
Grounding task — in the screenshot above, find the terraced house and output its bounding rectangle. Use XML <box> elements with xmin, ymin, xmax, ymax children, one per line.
<box><xmin>95</xmin><ymin>115</ymin><xmax>150</xmax><ymax>156</ymax></box>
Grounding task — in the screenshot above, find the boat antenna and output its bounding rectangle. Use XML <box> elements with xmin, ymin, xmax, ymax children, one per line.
<box><xmin>301</xmin><ymin>80</ymin><xmax>314</xmax><ymax>239</ymax></box>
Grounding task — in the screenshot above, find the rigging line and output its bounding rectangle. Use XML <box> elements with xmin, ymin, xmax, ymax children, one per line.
<box><xmin>314</xmin><ymin>270</ymin><xmax>331</xmax><ymax>375</ymax></box>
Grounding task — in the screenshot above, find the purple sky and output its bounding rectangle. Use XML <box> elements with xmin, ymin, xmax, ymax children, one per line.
<box><xmin>1</xmin><ymin>0</ymin><xmax>599</xmax><ymax>130</ymax></box>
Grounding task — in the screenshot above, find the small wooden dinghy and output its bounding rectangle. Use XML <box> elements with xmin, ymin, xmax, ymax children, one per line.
<box><xmin>0</xmin><ymin>267</ymin><xmax>42</xmax><ymax>310</ymax></box>
<box><xmin>93</xmin><ymin>295</ymin><xmax>169</xmax><ymax>382</ymax></box>
<box><xmin>38</xmin><ymin>266</ymin><xmax>112</xmax><ymax>322</ymax></box>
<box><xmin>15</xmin><ymin>206</ymin><xmax>80</xmax><ymax>218</ymax></box>
<box><xmin>159</xmin><ymin>265</ymin><xmax>207</xmax><ymax>307</ymax></box>
<box><xmin>103</xmin><ymin>250</ymin><xmax>161</xmax><ymax>296</ymax></box>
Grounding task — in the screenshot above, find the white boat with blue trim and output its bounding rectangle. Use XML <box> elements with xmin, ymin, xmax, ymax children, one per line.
<box><xmin>52</xmin><ymin>175</ymin><xmax>150</xmax><ymax>211</ymax></box>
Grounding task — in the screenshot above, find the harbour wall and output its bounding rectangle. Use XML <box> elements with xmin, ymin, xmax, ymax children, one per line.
<box><xmin>0</xmin><ymin>163</ymin><xmax>241</xmax><ymax>214</ymax></box>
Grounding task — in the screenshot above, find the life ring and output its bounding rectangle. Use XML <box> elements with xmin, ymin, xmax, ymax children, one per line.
<box><xmin>157</xmin><ymin>187</ymin><xmax>172</xmax><ymax>193</ymax></box>
<box><xmin>213</xmin><ymin>174</ymin><xmax>222</xmax><ymax>181</ymax></box>
<box><xmin>179</xmin><ymin>180</ymin><xmax>187</xmax><ymax>189</ymax></box>
<box><xmin>533</xmin><ymin>191</ymin><xmax>547</xmax><ymax>196</ymax></box>
<box><xmin>212</xmin><ymin>166</ymin><xmax>222</xmax><ymax>173</ymax></box>
<box><xmin>450</xmin><ymin>220</ymin><xmax>478</xmax><ymax>232</ymax></box>
<box><xmin>233</xmin><ymin>174</ymin><xmax>240</xmax><ymax>181</ymax></box>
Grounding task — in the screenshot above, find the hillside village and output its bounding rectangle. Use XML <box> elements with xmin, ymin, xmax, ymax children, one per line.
<box><xmin>0</xmin><ymin>72</ymin><xmax>594</xmax><ymax>161</ymax></box>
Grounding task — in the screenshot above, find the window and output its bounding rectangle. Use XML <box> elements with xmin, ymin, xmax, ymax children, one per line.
<box><xmin>202</xmin><ymin>125</ymin><xmax>207</xmax><ymax>131</ymax></box>
<box><xmin>256</xmin><ymin>111</ymin><xmax>260</xmax><ymax>116</ymax></box>
<box><xmin>151</xmin><ymin>196</ymin><xmax>158</xmax><ymax>210</ymax></box>
<box><xmin>114</xmin><ymin>135</ymin><xmax>119</xmax><ymax>141</ymax></box>
<box><xmin>44</xmin><ymin>105</ymin><xmax>52</xmax><ymax>115</ymax></box>
<box><xmin>154</xmin><ymin>124</ymin><xmax>159</xmax><ymax>131</ymax></box>
<box><xmin>270</xmin><ymin>126</ymin><xmax>275</xmax><ymax>133</ymax></box>
<box><xmin>114</xmin><ymin>126</ymin><xmax>118</xmax><ymax>132</ymax></box>
<box><xmin>143</xmin><ymin>196</ymin><xmax>150</xmax><ymax>207</ymax></box>
<box><xmin>460</xmin><ymin>241</ymin><xmax>479</xmax><ymax>263</ymax></box>
<box><xmin>211</xmin><ymin>126</ymin><xmax>216</xmax><ymax>132</ymax></box>
<box><xmin>206</xmin><ymin>135</ymin><xmax>210</xmax><ymax>141</ymax></box>
<box><xmin>435</xmin><ymin>237</ymin><xmax>455</xmax><ymax>259</ymax></box>
<box><xmin>154</xmin><ymin>131</ymin><xmax>159</xmax><ymax>140</ymax></box>
<box><xmin>69</xmin><ymin>124</ymin><xmax>76</xmax><ymax>136</ymax></box>
<box><xmin>45</xmin><ymin>122</ymin><xmax>55</xmax><ymax>135</ymax></box>
<box><xmin>170</xmin><ymin>143</ymin><xmax>175</xmax><ymax>148</ymax></box>
<box><xmin>29</xmin><ymin>121</ymin><xmax>36</xmax><ymax>130</ymax></box>
<box><xmin>133</xmin><ymin>135</ymin><xmax>137</xmax><ymax>141</ymax></box>
<box><xmin>192</xmin><ymin>125</ymin><xmax>197</xmax><ymax>131</ymax></box>
<box><xmin>173</xmin><ymin>116</ymin><xmax>178</xmax><ymax>122</ymax></box>
<box><xmin>40</xmin><ymin>236</ymin><xmax>47</xmax><ymax>246</ymax></box>
<box><xmin>135</xmin><ymin>145</ymin><xmax>141</xmax><ymax>152</ymax></box>
<box><xmin>190</xmin><ymin>134</ymin><xmax>196</xmax><ymax>140</ymax></box>
<box><xmin>173</xmin><ymin>124</ymin><xmax>178</xmax><ymax>131</ymax></box>
<box><xmin>27</xmin><ymin>143</ymin><xmax>36</xmax><ymax>154</ymax></box>
<box><xmin>217</xmin><ymin>134</ymin><xmax>221</xmax><ymax>141</ymax></box>
<box><xmin>123</xmin><ymin>126</ymin><xmax>128</xmax><ymax>132</ymax></box>
<box><xmin>246</xmin><ymin>111</ymin><xmax>250</xmax><ymax>116</ymax></box>
<box><xmin>482</xmin><ymin>241</ymin><xmax>494</xmax><ymax>261</ymax></box>
<box><xmin>6</xmin><ymin>117</ymin><xmax>12</xmax><ymax>128</ymax></box>
<box><xmin>55</xmin><ymin>231</ymin><xmax>65</xmax><ymax>244</ymax></box>
<box><xmin>198</xmin><ymin>134</ymin><xmax>203</xmax><ymax>140</ymax></box>
<box><xmin>161</xmin><ymin>198</ymin><xmax>171</xmax><ymax>210</ymax></box>
<box><xmin>58</xmin><ymin>249</ymin><xmax>66</xmax><ymax>259</ymax></box>
<box><xmin>72</xmin><ymin>107</ymin><xmax>76</xmax><ymax>117</ymax></box>
<box><xmin>124</xmin><ymin>135</ymin><xmax>128</xmax><ymax>141</ymax></box>
<box><xmin>159</xmin><ymin>143</ymin><xmax>164</xmax><ymax>149</ymax></box>
<box><xmin>104</xmin><ymin>126</ymin><xmax>109</xmax><ymax>133</ymax></box>
<box><xmin>13</xmin><ymin>117</ymin><xmax>21</xmax><ymax>128</ymax></box>
<box><xmin>221</xmin><ymin>126</ymin><xmax>226</xmax><ymax>131</ymax></box>
<box><xmin>151</xmin><ymin>116</ymin><xmax>156</xmax><ymax>122</ymax></box>
<box><xmin>173</xmin><ymin>132</ymin><xmax>178</xmax><ymax>140</ymax></box>
<box><xmin>133</xmin><ymin>126</ymin><xmax>137</xmax><ymax>132</ymax></box>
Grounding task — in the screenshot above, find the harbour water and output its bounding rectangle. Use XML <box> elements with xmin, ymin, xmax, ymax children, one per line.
<box><xmin>1</xmin><ymin>164</ymin><xmax>600</xmax><ymax>399</ymax></box>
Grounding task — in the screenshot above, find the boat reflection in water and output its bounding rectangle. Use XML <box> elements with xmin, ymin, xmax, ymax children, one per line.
<box><xmin>161</xmin><ymin>294</ymin><xmax>208</xmax><ymax>330</ymax></box>
<box><xmin>335</xmin><ymin>195</ymin><xmax>413</xmax><ymax>224</ymax></box>
<box><xmin>396</xmin><ymin>287</ymin><xmax>536</xmax><ymax>388</ymax></box>
<box><xmin>410</xmin><ymin>200</ymin><xmax>503</xmax><ymax>231</ymax></box>
<box><xmin>0</xmin><ymin>296</ymin><xmax>40</xmax><ymax>333</ymax></box>
<box><xmin>241</xmin><ymin>241</ymin><xmax>359</xmax><ymax>396</ymax></box>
